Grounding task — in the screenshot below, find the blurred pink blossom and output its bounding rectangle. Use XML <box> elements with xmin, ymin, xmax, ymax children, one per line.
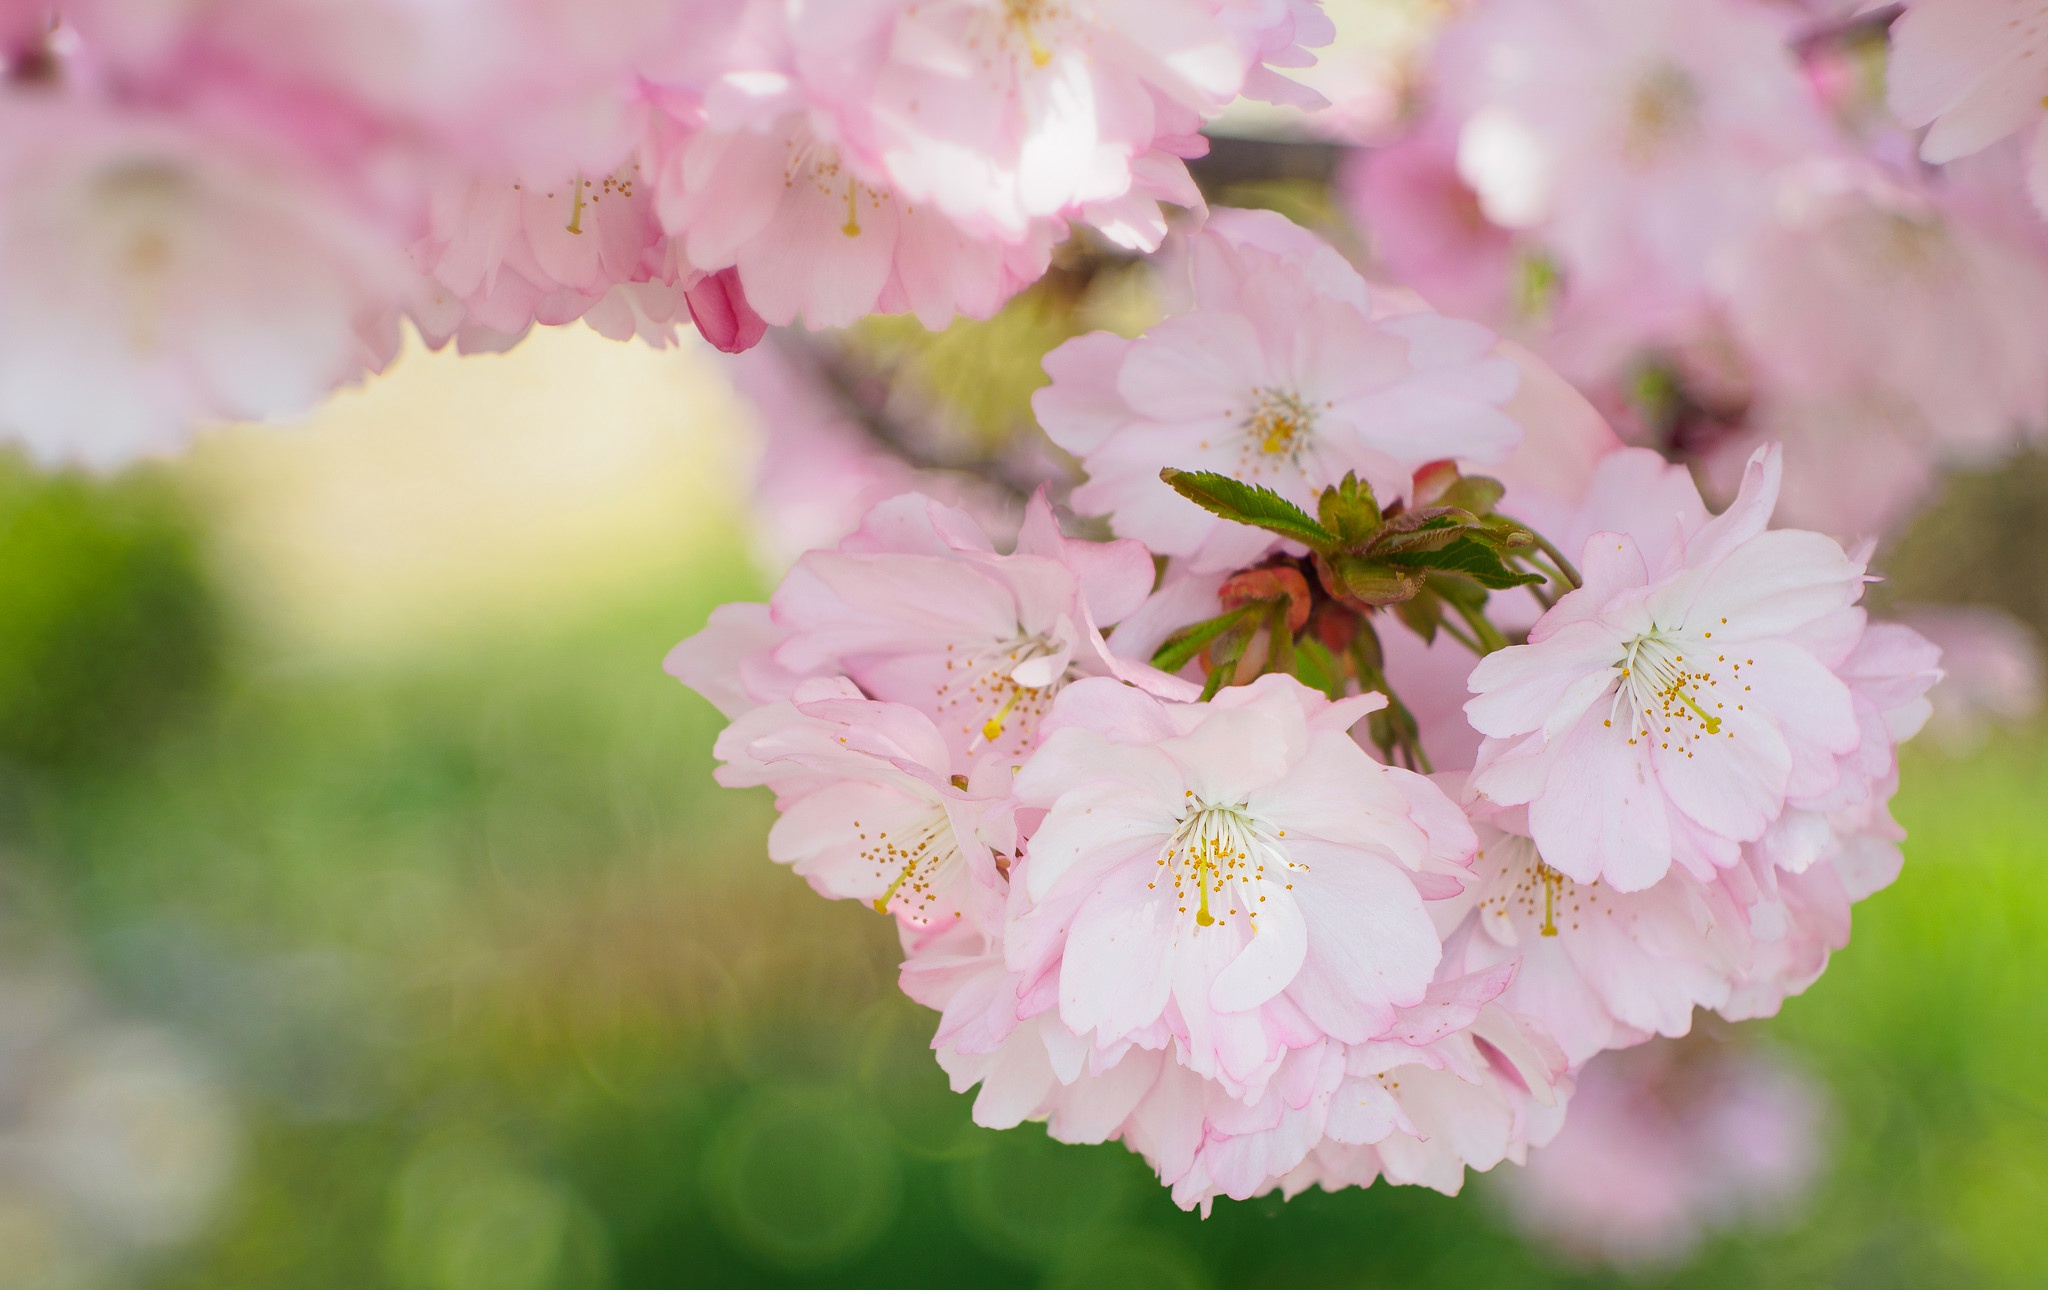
<box><xmin>1502</xmin><ymin>1037</ymin><xmax>1826</xmax><ymax>1268</ymax></box>
<box><xmin>0</xmin><ymin>95</ymin><xmax>409</xmax><ymax>464</ymax></box>
<box><xmin>1895</xmin><ymin>603</ymin><xmax>2044</xmax><ymax>749</ymax></box>
<box><xmin>1888</xmin><ymin>0</ymin><xmax>2048</xmax><ymax>213</ymax></box>
<box><xmin>1439</xmin><ymin>0</ymin><xmax>1835</xmax><ymax>332</ymax></box>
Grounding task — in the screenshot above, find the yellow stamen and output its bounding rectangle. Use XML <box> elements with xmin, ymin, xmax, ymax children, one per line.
<box><xmin>982</xmin><ymin>688</ymin><xmax>1023</xmax><ymax>744</ymax></box>
<box><xmin>1670</xmin><ymin>686</ymin><xmax>1723</xmax><ymax>735</ymax></box>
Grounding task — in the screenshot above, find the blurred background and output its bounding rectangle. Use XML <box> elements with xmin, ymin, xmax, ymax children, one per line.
<box><xmin>0</xmin><ymin>307</ymin><xmax>2043</xmax><ymax>1290</ymax></box>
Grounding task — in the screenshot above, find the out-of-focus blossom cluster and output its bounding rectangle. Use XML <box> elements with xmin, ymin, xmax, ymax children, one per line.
<box><xmin>0</xmin><ymin>0</ymin><xmax>1336</xmax><ymax>463</ymax></box>
<box><xmin>1499</xmin><ymin>1033</ymin><xmax>1827</xmax><ymax>1269</ymax></box>
<box><xmin>672</xmin><ymin>211</ymin><xmax>1943</xmax><ymax>1215</ymax></box>
<box><xmin>0</xmin><ymin>965</ymin><xmax>237</xmax><ymax>1284</ymax></box>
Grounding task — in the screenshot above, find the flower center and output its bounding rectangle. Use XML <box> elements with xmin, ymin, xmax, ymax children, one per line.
<box><xmin>783</xmin><ymin>134</ymin><xmax>884</xmax><ymax>238</ymax></box>
<box><xmin>1477</xmin><ymin>835</ymin><xmax>1608</xmax><ymax>938</ymax></box>
<box><xmin>940</xmin><ymin>633</ymin><xmax>1066</xmax><ymax>752</ymax></box>
<box><xmin>1158</xmin><ymin>795</ymin><xmax>1300</xmax><ymax>931</ymax></box>
<box><xmin>1622</xmin><ymin>63</ymin><xmax>1702</xmax><ymax>166</ymax></box>
<box><xmin>1003</xmin><ymin>0</ymin><xmax>1065</xmax><ymax>67</ymax></box>
<box><xmin>860</xmin><ymin>806</ymin><xmax>963</xmax><ymax>924</ymax></box>
<box><xmin>1239</xmin><ymin>388</ymin><xmax>1317</xmax><ymax>473</ymax></box>
<box><xmin>1611</xmin><ymin>624</ymin><xmax>1748</xmax><ymax>756</ymax></box>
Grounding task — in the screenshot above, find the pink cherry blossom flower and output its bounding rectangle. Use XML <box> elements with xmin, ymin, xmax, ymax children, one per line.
<box><xmin>1273</xmin><ymin>996</ymin><xmax>1569</xmax><ymax>1200</ymax></box>
<box><xmin>769</xmin><ymin>489</ymin><xmax>1170</xmax><ymax>763</ymax></box>
<box><xmin>906</xmin><ymin>922</ymin><xmax>1174</xmax><ymax>1146</ymax></box>
<box><xmin>1434</xmin><ymin>803</ymin><xmax>1753</xmax><ymax>1067</ymax></box>
<box><xmin>780</xmin><ymin>0</ymin><xmax>1245</xmax><ymax>243</ymax></box>
<box><xmin>408</xmin><ymin>163</ymin><xmax>696</xmax><ymax>353</ymax></box>
<box><xmin>1888</xmin><ymin>0</ymin><xmax>2048</xmax><ymax>212</ymax></box>
<box><xmin>1501</xmin><ymin>1036</ymin><xmax>1826</xmax><ymax>1269</ymax></box>
<box><xmin>1133</xmin><ymin>966</ymin><xmax>1566</xmax><ymax>1210</ymax></box>
<box><xmin>1465</xmin><ymin>445</ymin><xmax>1869</xmax><ymax>892</ymax></box>
<box><xmin>665</xmin><ymin>602</ymin><xmax>809</xmax><ymax>720</ymax></box>
<box><xmin>0</xmin><ymin>95</ymin><xmax>408</xmax><ymax>465</ymax></box>
<box><xmin>649</xmin><ymin>78</ymin><xmax>1059</xmax><ymax>329</ymax></box>
<box><xmin>1751</xmin><ymin>617</ymin><xmax>1941</xmax><ymax>878</ymax></box>
<box><xmin>1007</xmin><ymin>673</ymin><xmax>1477</xmax><ymax>1100</ymax></box>
<box><xmin>1034</xmin><ymin>210</ymin><xmax>1522</xmax><ymax>573</ymax></box>
<box><xmin>718</xmin><ymin>678</ymin><xmax>1018</xmax><ymax>935</ymax></box>
<box><xmin>911</xmin><ymin>925</ymin><xmax>1567</xmax><ymax>1213</ymax></box>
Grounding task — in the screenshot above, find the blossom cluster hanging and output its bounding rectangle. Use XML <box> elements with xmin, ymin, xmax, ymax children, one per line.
<box><xmin>0</xmin><ymin>0</ymin><xmax>1329</xmax><ymax>463</ymax></box>
<box><xmin>6</xmin><ymin>0</ymin><xmax>2042</xmax><ymax>1230</ymax></box>
<box><xmin>669</xmin><ymin>211</ymin><xmax>1942</xmax><ymax>1212</ymax></box>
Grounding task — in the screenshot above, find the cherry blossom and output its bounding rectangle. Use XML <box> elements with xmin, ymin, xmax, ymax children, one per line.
<box><xmin>1271</xmin><ymin>999</ymin><xmax>1568</xmax><ymax>1201</ymax></box>
<box><xmin>1007</xmin><ymin>672</ymin><xmax>1477</xmax><ymax>1099</ymax></box>
<box><xmin>713</xmin><ymin>678</ymin><xmax>1018</xmax><ymax>936</ymax></box>
<box><xmin>1465</xmin><ymin>445</ymin><xmax>1869</xmax><ymax>891</ymax></box>
<box><xmin>768</xmin><ymin>489</ymin><xmax>1169</xmax><ymax>763</ymax></box>
<box><xmin>649</xmin><ymin>80</ymin><xmax>1061</xmax><ymax>329</ymax></box>
<box><xmin>1035</xmin><ymin>209</ymin><xmax>1523</xmax><ymax>573</ymax></box>
<box><xmin>408</xmin><ymin>164</ymin><xmax>695</xmax><ymax>353</ymax></box>
<box><xmin>1434</xmin><ymin>805</ymin><xmax>1753</xmax><ymax>1067</ymax></box>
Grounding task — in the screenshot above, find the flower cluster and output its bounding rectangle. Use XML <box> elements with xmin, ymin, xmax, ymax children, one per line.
<box><xmin>672</xmin><ymin>211</ymin><xmax>1940</xmax><ymax>1212</ymax></box>
<box><xmin>0</xmin><ymin>0</ymin><xmax>1332</xmax><ymax>463</ymax></box>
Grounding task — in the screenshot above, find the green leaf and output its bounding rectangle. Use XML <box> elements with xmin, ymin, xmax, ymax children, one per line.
<box><xmin>1329</xmin><ymin>555</ymin><xmax>1426</xmax><ymax>607</ymax></box>
<box><xmin>1291</xmin><ymin>637</ymin><xmax>1342</xmax><ymax>699</ymax></box>
<box><xmin>1381</xmin><ymin>537</ymin><xmax>1545</xmax><ymax>589</ymax></box>
<box><xmin>1160</xmin><ymin>469</ymin><xmax>1337</xmax><ymax>548</ymax></box>
<box><xmin>1264</xmin><ymin>601</ymin><xmax>1295</xmax><ymax>677</ymax></box>
<box><xmin>1437</xmin><ymin>474</ymin><xmax>1506</xmax><ymax>517</ymax></box>
<box><xmin>1195</xmin><ymin>611</ymin><xmax>1260</xmax><ymax>698</ymax></box>
<box><xmin>1370</xmin><ymin>516</ymin><xmax>1472</xmax><ymax>557</ymax></box>
<box><xmin>1315</xmin><ymin>473</ymin><xmax>1382</xmax><ymax>549</ymax></box>
<box><xmin>1150</xmin><ymin>605</ymin><xmax>1259</xmax><ymax>674</ymax></box>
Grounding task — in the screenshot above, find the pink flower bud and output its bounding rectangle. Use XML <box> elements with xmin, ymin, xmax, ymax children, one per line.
<box><xmin>684</xmin><ymin>267</ymin><xmax>765</xmax><ymax>354</ymax></box>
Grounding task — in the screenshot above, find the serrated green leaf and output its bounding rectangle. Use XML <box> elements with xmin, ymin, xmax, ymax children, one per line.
<box><xmin>1370</xmin><ymin>517</ymin><xmax>1473</xmax><ymax>557</ymax></box>
<box><xmin>1150</xmin><ymin>605</ymin><xmax>1259</xmax><ymax>674</ymax></box>
<box><xmin>1381</xmin><ymin>537</ymin><xmax>1546</xmax><ymax>589</ymax></box>
<box><xmin>1160</xmin><ymin>469</ymin><xmax>1337</xmax><ymax>548</ymax></box>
